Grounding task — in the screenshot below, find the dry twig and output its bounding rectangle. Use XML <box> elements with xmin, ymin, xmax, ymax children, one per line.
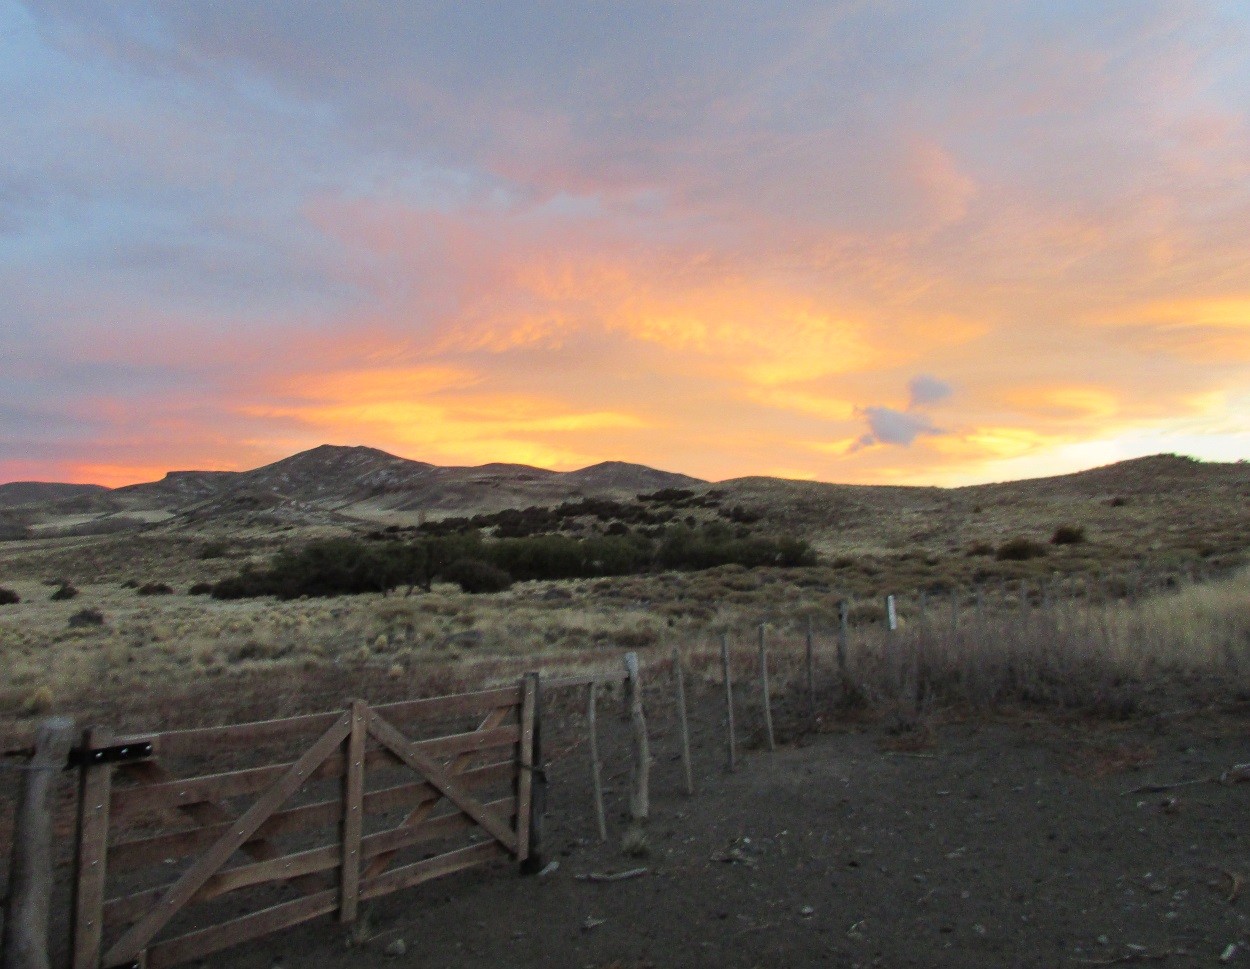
<box><xmin>575</xmin><ymin>868</ymin><xmax>649</xmax><ymax>883</ymax></box>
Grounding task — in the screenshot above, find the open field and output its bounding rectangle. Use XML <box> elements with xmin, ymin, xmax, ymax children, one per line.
<box><xmin>2</xmin><ymin>452</ymin><xmax>1249</xmax><ymax>967</ymax></box>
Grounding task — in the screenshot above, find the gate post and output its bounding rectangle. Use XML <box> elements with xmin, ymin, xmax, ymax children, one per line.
<box><xmin>519</xmin><ymin>672</ymin><xmax>545</xmax><ymax>874</ymax></box>
<box><xmin>339</xmin><ymin>700</ymin><xmax>367</xmax><ymax>923</ymax></box>
<box><xmin>2</xmin><ymin>717</ymin><xmax>75</xmax><ymax>969</ymax></box>
<box><xmin>71</xmin><ymin>727</ymin><xmax>115</xmax><ymax>969</ymax></box>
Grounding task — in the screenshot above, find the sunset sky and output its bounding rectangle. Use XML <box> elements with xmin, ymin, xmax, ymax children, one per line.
<box><xmin>3</xmin><ymin>2</ymin><xmax>1249</xmax><ymax>488</ymax></box>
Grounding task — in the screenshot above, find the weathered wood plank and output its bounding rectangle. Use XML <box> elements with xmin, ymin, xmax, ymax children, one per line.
<box><xmin>515</xmin><ymin>673</ymin><xmax>537</xmax><ymax>863</ymax></box>
<box><xmin>144</xmin><ymin>890</ymin><xmax>338</xmax><ymax>969</ymax></box>
<box><xmin>372</xmin><ymin>685</ymin><xmax>521</xmax><ymax>723</ymax></box>
<box><xmin>108</xmin><ymin>760</ymin><xmax>515</xmax><ymax>873</ymax></box>
<box><xmin>358</xmin><ymin>841</ymin><xmax>506</xmax><ymax>902</ymax></box>
<box><xmin>672</xmin><ymin>648</ymin><xmax>694</xmax><ymax>796</ymax></box>
<box><xmin>360</xmin><ymin>705</ymin><xmax>512</xmax><ymax>882</ymax></box>
<box><xmin>339</xmin><ymin>700</ymin><xmax>366</xmax><ymax>924</ymax></box>
<box><xmin>71</xmin><ymin>727</ymin><xmax>113</xmax><ymax>969</ymax></box>
<box><xmin>102</xmin><ymin>714</ymin><xmax>351</xmax><ymax>968</ymax></box>
<box><xmin>2</xmin><ymin>716</ymin><xmax>75</xmax><ymax>969</ymax></box>
<box><xmin>104</xmin><ymin>844</ymin><xmax>341</xmax><ymax>926</ymax></box>
<box><xmin>103</xmin><ymin>795</ymin><xmax>519</xmax><ymax>926</ymax></box>
<box><xmin>543</xmin><ymin>672</ymin><xmax>628</xmax><ymax>690</ymax></box>
<box><xmin>588</xmin><ymin>683</ymin><xmax>607</xmax><ymax>841</ymax></box>
<box><xmin>758</xmin><ymin>625</ymin><xmax>775</xmax><ymax>752</ymax></box>
<box><xmin>109</xmin><ymin>725</ymin><xmax>520</xmax><ymax>818</ymax></box>
<box><xmin>113</xmin><ymin>685</ymin><xmax>520</xmax><ymax>756</ymax></box>
<box><xmin>366</xmin><ymin>712</ymin><xmax>517</xmax><ymax>854</ymax></box>
<box><xmin>116</xmin><ymin>759</ymin><xmax>324</xmax><ymax>899</ymax></box>
<box><xmin>361</xmin><ymin>797</ymin><xmax>515</xmax><ymax>860</ymax></box>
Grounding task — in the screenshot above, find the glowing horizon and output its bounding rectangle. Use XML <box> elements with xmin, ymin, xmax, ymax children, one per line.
<box><xmin>3</xmin><ymin>3</ymin><xmax>1249</xmax><ymax>490</ymax></box>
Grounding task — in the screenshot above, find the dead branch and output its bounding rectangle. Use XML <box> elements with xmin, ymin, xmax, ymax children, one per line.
<box><xmin>574</xmin><ymin>868</ymin><xmax>649</xmax><ymax>883</ymax></box>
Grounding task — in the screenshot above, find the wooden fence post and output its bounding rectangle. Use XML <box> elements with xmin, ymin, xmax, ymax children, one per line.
<box><xmin>339</xmin><ymin>700</ymin><xmax>366</xmax><ymax>923</ymax></box>
<box><xmin>720</xmin><ymin>633</ymin><xmax>737</xmax><ymax>772</ymax></box>
<box><xmin>2</xmin><ymin>717</ymin><xmax>75</xmax><ymax>969</ymax></box>
<box><xmin>837</xmin><ymin>601</ymin><xmax>850</xmax><ymax>698</ymax></box>
<box><xmin>71</xmin><ymin>725</ymin><xmax>114</xmax><ymax>969</ymax></box>
<box><xmin>758</xmin><ymin>625</ymin><xmax>775</xmax><ymax>752</ymax></box>
<box><xmin>587</xmin><ymin>682</ymin><xmax>607</xmax><ymax>840</ymax></box>
<box><xmin>672</xmin><ymin>648</ymin><xmax>694</xmax><ymax>795</ymax></box>
<box><xmin>623</xmin><ymin>653</ymin><xmax>649</xmax><ymax>828</ymax></box>
<box><xmin>804</xmin><ymin>616</ymin><xmax>816</xmax><ymax>721</ymax></box>
<box><xmin>520</xmin><ymin>672</ymin><xmax>546</xmax><ymax>874</ymax></box>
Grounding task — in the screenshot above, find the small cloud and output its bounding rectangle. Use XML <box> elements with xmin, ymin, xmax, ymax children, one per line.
<box><xmin>907</xmin><ymin>374</ymin><xmax>953</xmax><ymax>409</ymax></box>
<box><xmin>852</xmin><ymin>374</ymin><xmax>953</xmax><ymax>449</ymax></box>
<box><xmin>854</xmin><ymin>406</ymin><xmax>941</xmax><ymax>449</ymax></box>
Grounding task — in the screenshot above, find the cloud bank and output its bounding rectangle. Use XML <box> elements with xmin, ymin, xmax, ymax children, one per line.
<box><xmin>3</xmin><ymin>1</ymin><xmax>1249</xmax><ymax>485</ymax></box>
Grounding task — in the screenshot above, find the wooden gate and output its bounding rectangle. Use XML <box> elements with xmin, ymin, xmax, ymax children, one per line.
<box><xmin>69</xmin><ymin>678</ymin><xmax>538</xmax><ymax>969</ymax></box>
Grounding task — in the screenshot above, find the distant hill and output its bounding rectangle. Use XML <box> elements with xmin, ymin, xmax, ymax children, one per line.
<box><xmin>2</xmin><ymin>448</ymin><xmax>1247</xmax><ymax>589</ymax></box>
<box><xmin>12</xmin><ymin>445</ymin><xmax>707</xmax><ymax>529</ymax></box>
<box><xmin>0</xmin><ymin>481</ymin><xmax>112</xmax><ymax>510</ymax></box>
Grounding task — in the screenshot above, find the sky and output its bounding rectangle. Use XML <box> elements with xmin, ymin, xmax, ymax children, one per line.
<box><xmin>2</xmin><ymin>1</ymin><xmax>1249</xmax><ymax>488</ymax></box>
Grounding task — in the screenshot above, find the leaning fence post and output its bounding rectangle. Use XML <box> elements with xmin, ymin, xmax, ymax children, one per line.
<box><xmin>758</xmin><ymin>624</ymin><xmax>775</xmax><ymax>752</ymax></box>
<box><xmin>671</xmin><ymin>648</ymin><xmax>694</xmax><ymax>795</ymax></box>
<box><xmin>720</xmin><ymin>633</ymin><xmax>737</xmax><ymax>772</ymax></box>
<box><xmin>2</xmin><ymin>717</ymin><xmax>75</xmax><ymax>969</ymax></box>
<box><xmin>587</xmin><ymin>682</ymin><xmax>607</xmax><ymax>840</ymax></box>
<box><xmin>623</xmin><ymin>653</ymin><xmax>649</xmax><ymax>844</ymax></box>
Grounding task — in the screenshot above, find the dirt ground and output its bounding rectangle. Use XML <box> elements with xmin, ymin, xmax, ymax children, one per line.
<box><xmin>117</xmin><ymin>686</ymin><xmax>1247</xmax><ymax>969</ymax></box>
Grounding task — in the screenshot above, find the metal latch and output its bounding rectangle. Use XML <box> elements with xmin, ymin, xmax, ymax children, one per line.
<box><xmin>66</xmin><ymin>741</ymin><xmax>154</xmax><ymax>768</ymax></box>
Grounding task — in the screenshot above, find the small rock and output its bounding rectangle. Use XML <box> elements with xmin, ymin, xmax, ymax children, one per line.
<box><xmin>384</xmin><ymin>939</ymin><xmax>407</xmax><ymax>957</ymax></box>
<box><xmin>538</xmin><ymin>860</ymin><xmax>560</xmax><ymax>878</ymax></box>
<box><xmin>801</xmin><ymin>906</ymin><xmax>815</xmax><ymax>917</ymax></box>
<box><xmin>1221</xmin><ymin>942</ymin><xmax>1239</xmax><ymax>962</ymax></box>
<box><xmin>582</xmin><ymin>916</ymin><xmax>606</xmax><ymax>931</ymax></box>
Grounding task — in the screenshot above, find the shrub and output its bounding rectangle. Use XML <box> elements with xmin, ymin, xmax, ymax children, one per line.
<box><xmin>442</xmin><ymin>558</ymin><xmax>513</xmax><ymax>594</ymax></box>
<box><xmin>1051</xmin><ymin>524</ymin><xmax>1086</xmax><ymax>545</ymax></box>
<box><xmin>966</xmin><ymin>541</ymin><xmax>994</xmax><ymax>557</ymax></box>
<box><xmin>68</xmin><ymin>607</ymin><xmax>105</xmax><ymax>628</ymax></box>
<box><xmin>188</xmin><ymin>582</ymin><xmax>214</xmax><ymax>595</ymax></box>
<box><xmin>0</xmin><ymin>587</ymin><xmax>19</xmax><ymax>605</ymax></box>
<box><xmin>995</xmin><ymin>537</ymin><xmax>1048</xmax><ymax>561</ymax></box>
<box><xmin>138</xmin><ymin>582</ymin><xmax>174</xmax><ymax>596</ymax></box>
<box><xmin>20</xmin><ymin>686</ymin><xmax>53</xmax><ymax>717</ymax></box>
<box><xmin>50</xmin><ymin>583</ymin><xmax>79</xmax><ymax>601</ymax></box>
<box><xmin>198</xmin><ymin>541</ymin><xmax>229</xmax><ymax>559</ymax></box>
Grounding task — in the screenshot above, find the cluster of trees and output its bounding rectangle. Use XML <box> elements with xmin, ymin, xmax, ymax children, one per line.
<box><xmin>211</xmin><ymin>523</ymin><xmax>817</xmax><ymax>600</ymax></box>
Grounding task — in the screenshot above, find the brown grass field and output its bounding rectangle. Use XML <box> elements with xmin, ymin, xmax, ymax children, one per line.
<box><xmin>1</xmin><ymin>453</ymin><xmax>1249</xmax><ymax>967</ymax></box>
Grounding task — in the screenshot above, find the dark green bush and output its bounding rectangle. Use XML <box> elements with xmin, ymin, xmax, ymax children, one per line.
<box><xmin>1051</xmin><ymin>524</ymin><xmax>1086</xmax><ymax>545</ymax></box>
<box><xmin>212</xmin><ymin>523</ymin><xmax>817</xmax><ymax>599</ymax></box>
<box><xmin>50</xmin><ymin>583</ymin><xmax>79</xmax><ymax>601</ymax></box>
<box><xmin>68</xmin><ymin>607</ymin><xmax>104</xmax><ymax>628</ymax></box>
<box><xmin>442</xmin><ymin>558</ymin><xmax>513</xmax><ymax>593</ymax></box>
<box><xmin>138</xmin><ymin>582</ymin><xmax>174</xmax><ymax>596</ymax></box>
<box><xmin>995</xmin><ymin>537</ymin><xmax>1048</xmax><ymax>561</ymax></box>
<box><xmin>0</xmin><ymin>587</ymin><xmax>19</xmax><ymax>605</ymax></box>
<box><xmin>188</xmin><ymin>582</ymin><xmax>214</xmax><ymax>596</ymax></box>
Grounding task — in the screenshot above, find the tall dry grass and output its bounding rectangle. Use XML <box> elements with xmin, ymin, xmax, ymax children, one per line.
<box><xmin>701</xmin><ymin>569</ymin><xmax>1250</xmax><ymax>718</ymax></box>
